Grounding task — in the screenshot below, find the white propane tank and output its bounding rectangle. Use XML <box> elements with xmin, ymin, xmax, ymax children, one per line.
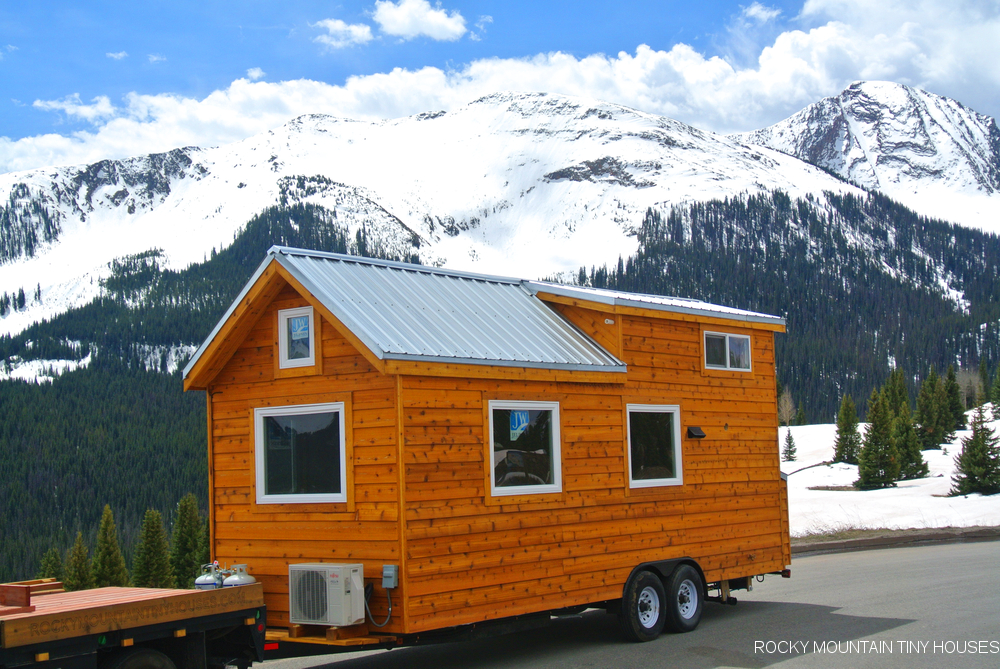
<box><xmin>223</xmin><ymin>564</ymin><xmax>257</xmax><ymax>587</ymax></box>
<box><xmin>195</xmin><ymin>563</ymin><xmax>225</xmax><ymax>590</ymax></box>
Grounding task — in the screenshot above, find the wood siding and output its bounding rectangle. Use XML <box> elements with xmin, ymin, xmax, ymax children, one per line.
<box><xmin>400</xmin><ymin>308</ymin><xmax>784</xmax><ymax>632</ymax></box>
<box><xmin>207</xmin><ymin>285</ymin><xmax>402</xmax><ymax>631</ymax></box>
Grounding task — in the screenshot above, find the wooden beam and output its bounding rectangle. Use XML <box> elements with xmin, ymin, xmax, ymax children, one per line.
<box><xmin>384</xmin><ymin>360</ymin><xmax>625</xmax><ymax>384</ymax></box>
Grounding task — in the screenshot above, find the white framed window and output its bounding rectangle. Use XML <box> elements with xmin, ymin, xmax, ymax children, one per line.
<box><xmin>488</xmin><ymin>400</ymin><xmax>562</xmax><ymax>496</ymax></box>
<box><xmin>254</xmin><ymin>402</ymin><xmax>346</xmax><ymax>504</ymax></box>
<box><xmin>278</xmin><ymin>306</ymin><xmax>315</xmax><ymax>369</ymax></box>
<box><xmin>627</xmin><ymin>404</ymin><xmax>683</xmax><ymax>488</ymax></box>
<box><xmin>704</xmin><ymin>331</ymin><xmax>752</xmax><ymax>371</ymax></box>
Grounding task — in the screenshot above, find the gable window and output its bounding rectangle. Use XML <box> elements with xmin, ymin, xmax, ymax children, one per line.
<box><xmin>488</xmin><ymin>400</ymin><xmax>561</xmax><ymax>496</ymax></box>
<box><xmin>704</xmin><ymin>332</ymin><xmax>751</xmax><ymax>371</ymax></box>
<box><xmin>627</xmin><ymin>404</ymin><xmax>683</xmax><ymax>488</ymax></box>
<box><xmin>254</xmin><ymin>402</ymin><xmax>346</xmax><ymax>504</ymax></box>
<box><xmin>278</xmin><ymin>306</ymin><xmax>315</xmax><ymax>369</ymax></box>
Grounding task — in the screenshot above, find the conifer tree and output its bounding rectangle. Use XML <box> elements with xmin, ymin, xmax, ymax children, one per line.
<box><xmin>944</xmin><ymin>365</ymin><xmax>966</xmax><ymax>430</ymax></box>
<box><xmin>92</xmin><ymin>504</ymin><xmax>130</xmax><ymax>587</ymax></box>
<box><xmin>170</xmin><ymin>494</ymin><xmax>203</xmax><ymax>589</ymax></box>
<box><xmin>37</xmin><ymin>547</ymin><xmax>65</xmax><ymax>581</ymax></box>
<box><xmin>893</xmin><ymin>401</ymin><xmax>928</xmax><ymax>480</ymax></box>
<box><xmin>198</xmin><ymin>517</ymin><xmax>211</xmax><ymax>569</ymax></box>
<box><xmin>64</xmin><ymin>531</ymin><xmax>94</xmax><ymax>591</ymax></box>
<box><xmin>794</xmin><ymin>404</ymin><xmax>806</xmax><ymax>426</ymax></box>
<box><xmin>936</xmin><ymin>374</ymin><xmax>957</xmax><ymax>444</ymax></box>
<box><xmin>915</xmin><ymin>369</ymin><xmax>945</xmax><ymax>449</ymax></box>
<box><xmin>951</xmin><ymin>402</ymin><xmax>1000</xmax><ymax>496</ymax></box>
<box><xmin>132</xmin><ymin>510</ymin><xmax>175</xmax><ymax>589</ymax></box>
<box><xmin>833</xmin><ymin>394</ymin><xmax>861</xmax><ymax>464</ymax></box>
<box><xmin>782</xmin><ymin>430</ymin><xmax>797</xmax><ymax>462</ymax></box>
<box><xmin>857</xmin><ymin>389</ymin><xmax>899</xmax><ymax>489</ymax></box>
<box><xmin>991</xmin><ymin>369</ymin><xmax>1000</xmax><ymax>420</ymax></box>
<box><xmin>882</xmin><ymin>368</ymin><xmax>909</xmax><ymax>419</ymax></box>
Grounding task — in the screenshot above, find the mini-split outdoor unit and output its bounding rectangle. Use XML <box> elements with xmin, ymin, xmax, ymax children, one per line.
<box><xmin>288</xmin><ymin>563</ymin><xmax>365</xmax><ymax>626</ymax></box>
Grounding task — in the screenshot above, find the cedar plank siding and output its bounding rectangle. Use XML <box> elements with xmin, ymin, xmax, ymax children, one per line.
<box><xmin>207</xmin><ymin>285</ymin><xmax>402</xmax><ymax>632</ymax></box>
<box><xmin>399</xmin><ymin>306</ymin><xmax>784</xmax><ymax>633</ymax></box>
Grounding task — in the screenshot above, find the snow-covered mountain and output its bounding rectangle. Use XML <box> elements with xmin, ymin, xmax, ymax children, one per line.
<box><xmin>0</xmin><ymin>91</ymin><xmax>863</xmax><ymax>338</ymax></box>
<box><xmin>734</xmin><ymin>81</ymin><xmax>1000</xmax><ymax>231</ymax></box>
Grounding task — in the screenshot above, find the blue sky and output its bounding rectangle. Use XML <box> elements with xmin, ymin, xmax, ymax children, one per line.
<box><xmin>1</xmin><ymin>0</ymin><xmax>998</xmax><ymax>173</ymax></box>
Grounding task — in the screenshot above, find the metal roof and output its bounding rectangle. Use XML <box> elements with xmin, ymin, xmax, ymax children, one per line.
<box><xmin>525</xmin><ymin>281</ymin><xmax>786</xmax><ymax>326</ymax></box>
<box><xmin>183</xmin><ymin>246</ymin><xmax>784</xmax><ymax>380</ymax></box>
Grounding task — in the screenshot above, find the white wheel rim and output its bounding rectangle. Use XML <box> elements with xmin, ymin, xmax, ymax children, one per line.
<box><xmin>676</xmin><ymin>579</ymin><xmax>698</xmax><ymax>620</ymax></box>
<box><xmin>637</xmin><ymin>585</ymin><xmax>661</xmax><ymax>628</ymax></box>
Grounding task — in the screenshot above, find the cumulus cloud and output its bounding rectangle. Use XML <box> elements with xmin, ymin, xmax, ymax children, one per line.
<box><xmin>743</xmin><ymin>2</ymin><xmax>781</xmax><ymax>23</ymax></box>
<box><xmin>106</xmin><ymin>51</ymin><xmax>128</xmax><ymax>60</ymax></box>
<box><xmin>246</xmin><ymin>67</ymin><xmax>266</xmax><ymax>81</ymax></box>
<box><xmin>312</xmin><ymin>18</ymin><xmax>375</xmax><ymax>49</ymax></box>
<box><xmin>148</xmin><ymin>54</ymin><xmax>166</xmax><ymax>63</ymax></box>
<box><xmin>4</xmin><ymin>0</ymin><xmax>1000</xmax><ymax>175</ymax></box>
<box><xmin>32</xmin><ymin>94</ymin><xmax>116</xmax><ymax>123</ymax></box>
<box><xmin>373</xmin><ymin>0</ymin><xmax>466</xmax><ymax>41</ymax></box>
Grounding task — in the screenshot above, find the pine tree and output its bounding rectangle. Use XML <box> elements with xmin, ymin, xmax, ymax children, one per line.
<box><xmin>37</xmin><ymin>547</ymin><xmax>65</xmax><ymax>581</ymax></box>
<box><xmin>944</xmin><ymin>365</ymin><xmax>966</xmax><ymax>430</ymax></box>
<box><xmin>794</xmin><ymin>404</ymin><xmax>806</xmax><ymax>426</ymax></box>
<box><xmin>991</xmin><ymin>369</ymin><xmax>1000</xmax><ymax>421</ymax></box>
<box><xmin>197</xmin><ymin>517</ymin><xmax>211</xmax><ymax>568</ymax></box>
<box><xmin>915</xmin><ymin>369</ymin><xmax>945</xmax><ymax>450</ymax></box>
<box><xmin>833</xmin><ymin>394</ymin><xmax>861</xmax><ymax>464</ymax></box>
<box><xmin>951</xmin><ymin>402</ymin><xmax>1000</xmax><ymax>496</ymax></box>
<box><xmin>64</xmin><ymin>531</ymin><xmax>94</xmax><ymax>591</ymax></box>
<box><xmin>92</xmin><ymin>505</ymin><xmax>130</xmax><ymax>587</ymax></box>
<box><xmin>857</xmin><ymin>389</ymin><xmax>899</xmax><ymax>489</ymax></box>
<box><xmin>170</xmin><ymin>494</ymin><xmax>203</xmax><ymax>589</ymax></box>
<box><xmin>782</xmin><ymin>430</ymin><xmax>797</xmax><ymax>462</ymax></box>
<box><xmin>936</xmin><ymin>374</ymin><xmax>957</xmax><ymax>443</ymax></box>
<box><xmin>893</xmin><ymin>401</ymin><xmax>929</xmax><ymax>480</ymax></box>
<box><xmin>882</xmin><ymin>368</ymin><xmax>909</xmax><ymax>420</ymax></box>
<box><xmin>132</xmin><ymin>510</ymin><xmax>175</xmax><ymax>588</ymax></box>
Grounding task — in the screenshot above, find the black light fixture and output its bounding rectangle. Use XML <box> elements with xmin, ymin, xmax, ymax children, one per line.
<box><xmin>687</xmin><ymin>426</ymin><xmax>706</xmax><ymax>439</ymax></box>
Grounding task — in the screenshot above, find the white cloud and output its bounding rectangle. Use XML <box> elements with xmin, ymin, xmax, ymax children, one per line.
<box><xmin>106</xmin><ymin>51</ymin><xmax>128</xmax><ymax>60</ymax></box>
<box><xmin>476</xmin><ymin>15</ymin><xmax>493</xmax><ymax>31</ymax></box>
<box><xmin>312</xmin><ymin>19</ymin><xmax>374</xmax><ymax>49</ymax></box>
<box><xmin>148</xmin><ymin>54</ymin><xmax>166</xmax><ymax>63</ymax></box>
<box><xmin>4</xmin><ymin>0</ymin><xmax>1000</xmax><ymax>175</ymax></box>
<box><xmin>372</xmin><ymin>0</ymin><xmax>466</xmax><ymax>41</ymax></box>
<box><xmin>743</xmin><ymin>3</ymin><xmax>781</xmax><ymax>23</ymax></box>
<box><xmin>246</xmin><ymin>67</ymin><xmax>266</xmax><ymax>81</ymax></box>
<box><xmin>32</xmin><ymin>94</ymin><xmax>116</xmax><ymax>123</ymax></box>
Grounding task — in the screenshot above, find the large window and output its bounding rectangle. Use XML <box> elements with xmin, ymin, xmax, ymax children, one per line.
<box><xmin>254</xmin><ymin>402</ymin><xmax>346</xmax><ymax>504</ymax></box>
<box><xmin>704</xmin><ymin>331</ymin><xmax>751</xmax><ymax>371</ymax></box>
<box><xmin>488</xmin><ymin>401</ymin><xmax>561</xmax><ymax>496</ymax></box>
<box><xmin>627</xmin><ymin>404</ymin><xmax>683</xmax><ymax>488</ymax></box>
<box><xmin>278</xmin><ymin>306</ymin><xmax>316</xmax><ymax>369</ymax></box>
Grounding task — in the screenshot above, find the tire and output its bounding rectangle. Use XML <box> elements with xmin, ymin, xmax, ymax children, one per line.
<box><xmin>663</xmin><ymin>564</ymin><xmax>704</xmax><ymax>633</ymax></box>
<box><xmin>103</xmin><ymin>648</ymin><xmax>177</xmax><ymax>669</ymax></box>
<box><xmin>618</xmin><ymin>570</ymin><xmax>666</xmax><ymax>642</ymax></box>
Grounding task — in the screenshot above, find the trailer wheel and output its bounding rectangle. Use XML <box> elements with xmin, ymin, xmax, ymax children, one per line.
<box><xmin>663</xmin><ymin>564</ymin><xmax>703</xmax><ymax>633</ymax></box>
<box><xmin>103</xmin><ymin>648</ymin><xmax>177</xmax><ymax>669</ymax></box>
<box><xmin>618</xmin><ymin>570</ymin><xmax>666</xmax><ymax>642</ymax></box>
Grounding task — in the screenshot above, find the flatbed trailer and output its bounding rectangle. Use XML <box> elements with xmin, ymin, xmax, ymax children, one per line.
<box><xmin>0</xmin><ymin>580</ymin><xmax>265</xmax><ymax>669</ymax></box>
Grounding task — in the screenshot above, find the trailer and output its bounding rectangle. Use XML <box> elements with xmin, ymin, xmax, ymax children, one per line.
<box><xmin>0</xmin><ymin>579</ymin><xmax>265</xmax><ymax>669</ymax></box>
<box><xmin>181</xmin><ymin>246</ymin><xmax>792</xmax><ymax>655</ymax></box>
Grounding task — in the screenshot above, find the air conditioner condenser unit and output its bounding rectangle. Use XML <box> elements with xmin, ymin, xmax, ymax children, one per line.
<box><xmin>288</xmin><ymin>563</ymin><xmax>365</xmax><ymax>626</ymax></box>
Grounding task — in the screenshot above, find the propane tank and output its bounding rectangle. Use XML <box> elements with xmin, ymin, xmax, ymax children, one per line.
<box><xmin>223</xmin><ymin>564</ymin><xmax>257</xmax><ymax>587</ymax></box>
<box><xmin>195</xmin><ymin>563</ymin><xmax>225</xmax><ymax>590</ymax></box>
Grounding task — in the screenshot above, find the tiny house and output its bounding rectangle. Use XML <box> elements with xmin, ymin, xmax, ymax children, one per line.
<box><xmin>182</xmin><ymin>246</ymin><xmax>790</xmax><ymax>645</ymax></box>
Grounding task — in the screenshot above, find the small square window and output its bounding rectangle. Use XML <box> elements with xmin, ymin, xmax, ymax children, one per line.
<box><xmin>488</xmin><ymin>401</ymin><xmax>561</xmax><ymax>496</ymax></box>
<box><xmin>278</xmin><ymin>307</ymin><xmax>315</xmax><ymax>369</ymax></box>
<box><xmin>255</xmin><ymin>403</ymin><xmax>346</xmax><ymax>504</ymax></box>
<box><xmin>627</xmin><ymin>404</ymin><xmax>683</xmax><ymax>488</ymax></box>
<box><xmin>704</xmin><ymin>332</ymin><xmax>751</xmax><ymax>371</ymax></box>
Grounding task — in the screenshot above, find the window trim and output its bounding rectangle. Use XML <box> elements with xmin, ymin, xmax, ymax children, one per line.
<box><xmin>254</xmin><ymin>402</ymin><xmax>347</xmax><ymax>505</ymax></box>
<box><xmin>487</xmin><ymin>400</ymin><xmax>562</xmax><ymax>497</ymax></box>
<box><xmin>626</xmin><ymin>403</ymin><xmax>684</xmax><ymax>489</ymax></box>
<box><xmin>278</xmin><ymin>306</ymin><xmax>316</xmax><ymax>369</ymax></box>
<box><xmin>704</xmin><ymin>331</ymin><xmax>752</xmax><ymax>372</ymax></box>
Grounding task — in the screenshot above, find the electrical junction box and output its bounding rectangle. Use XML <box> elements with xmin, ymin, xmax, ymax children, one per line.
<box><xmin>288</xmin><ymin>563</ymin><xmax>365</xmax><ymax>627</ymax></box>
<box><xmin>382</xmin><ymin>565</ymin><xmax>399</xmax><ymax>589</ymax></box>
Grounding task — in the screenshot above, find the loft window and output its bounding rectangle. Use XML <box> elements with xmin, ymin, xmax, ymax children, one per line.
<box><xmin>254</xmin><ymin>403</ymin><xmax>346</xmax><ymax>504</ymax></box>
<box><xmin>278</xmin><ymin>306</ymin><xmax>315</xmax><ymax>369</ymax></box>
<box><xmin>488</xmin><ymin>401</ymin><xmax>562</xmax><ymax>496</ymax></box>
<box><xmin>704</xmin><ymin>332</ymin><xmax>752</xmax><ymax>371</ymax></box>
<box><xmin>627</xmin><ymin>404</ymin><xmax>683</xmax><ymax>488</ymax></box>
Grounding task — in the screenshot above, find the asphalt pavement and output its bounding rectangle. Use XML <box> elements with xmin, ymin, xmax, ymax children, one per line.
<box><xmin>264</xmin><ymin>540</ymin><xmax>1000</xmax><ymax>669</ymax></box>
